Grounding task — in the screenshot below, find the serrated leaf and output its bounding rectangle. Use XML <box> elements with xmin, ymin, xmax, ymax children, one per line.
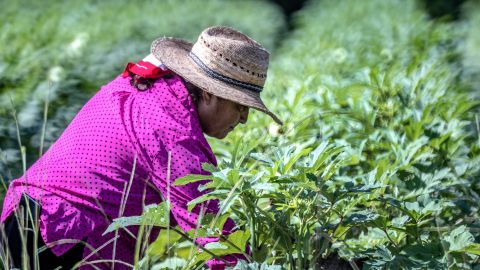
<box><xmin>306</xmin><ymin>141</ymin><xmax>329</xmax><ymax>167</ymax></box>
<box><xmin>251</xmin><ymin>182</ymin><xmax>277</xmax><ymax>192</ymax></box>
<box><xmin>219</xmin><ymin>194</ymin><xmax>239</xmax><ymax>215</ymax></box>
<box><xmin>250</xmin><ymin>152</ymin><xmax>274</xmax><ymax>166</ymax></box>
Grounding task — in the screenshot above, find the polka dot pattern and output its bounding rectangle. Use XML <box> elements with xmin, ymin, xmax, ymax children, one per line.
<box><xmin>1</xmin><ymin>75</ymin><xmax>237</xmax><ymax>269</ymax></box>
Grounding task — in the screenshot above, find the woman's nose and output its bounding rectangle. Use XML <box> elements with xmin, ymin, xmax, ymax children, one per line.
<box><xmin>239</xmin><ymin>107</ymin><xmax>249</xmax><ymax>124</ymax></box>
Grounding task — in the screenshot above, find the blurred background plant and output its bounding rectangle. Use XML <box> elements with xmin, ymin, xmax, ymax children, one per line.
<box><xmin>462</xmin><ymin>0</ymin><xmax>480</xmax><ymax>96</ymax></box>
<box><xmin>0</xmin><ymin>0</ymin><xmax>286</xmax><ymax>179</ymax></box>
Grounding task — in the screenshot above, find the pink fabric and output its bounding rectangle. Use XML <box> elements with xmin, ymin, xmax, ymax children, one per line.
<box><xmin>1</xmin><ymin>75</ymin><xmax>240</xmax><ymax>269</ymax></box>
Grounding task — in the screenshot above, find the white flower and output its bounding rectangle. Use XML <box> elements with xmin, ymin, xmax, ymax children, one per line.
<box><xmin>67</xmin><ymin>33</ymin><xmax>89</xmax><ymax>57</ymax></box>
<box><xmin>268</xmin><ymin>123</ymin><xmax>280</xmax><ymax>137</ymax></box>
<box><xmin>332</xmin><ymin>47</ymin><xmax>348</xmax><ymax>63</ymax></box>
<box><xmin>380</xmin><ymin>48</ymin><xmax>393</xmax><ymax>61</ymax></box>
<box><xmin>48</xmin><ymin>66</ymin><xmax>64</xmax><ymax>82</ymax></box>
<box><xmin>385</xmin><ymin>99</ymin><xmax>395</xmax><ymax>111</ymax></box>
<box><xmin>317</xmin><ymin>85</ymin><xmax>326</xmax><ymax>95</ymax></box>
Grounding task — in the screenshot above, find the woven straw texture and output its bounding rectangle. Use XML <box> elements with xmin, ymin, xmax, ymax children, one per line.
<box><xmin>151</xmin><ymin>26</ymin><xmax>282</xmax><ymax>125</ymax></box>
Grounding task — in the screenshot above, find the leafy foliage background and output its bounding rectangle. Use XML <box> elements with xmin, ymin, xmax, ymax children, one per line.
<box><xmin>1</xmin><ymin>0</ymin><xmax>480</xmax><ymax>269</ymax></box>
<box><xmin>201</xmin><ymin>0</ymin><xmax>480</xmax><ymax>268</ymax></box>
<box><xmin>0</xmin><ymin>0</ymin><xmax>286</xmax><ymax>178</ymax></box>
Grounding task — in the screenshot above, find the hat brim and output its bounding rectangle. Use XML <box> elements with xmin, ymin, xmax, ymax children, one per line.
<box><xmin>151</xmin><ymin>37</ymin><xmax>282</xmax><ymax>125</ymax></box>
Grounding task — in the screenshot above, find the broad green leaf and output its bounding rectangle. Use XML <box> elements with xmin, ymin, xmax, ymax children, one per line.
<box><xmin>173</xmin><ymin>174</ymin><xmax>211</xmax><ymax>186</ymax></box>
<box><xmin>187</xmin><ymin>194</ymin><xmax>216</xmax><ymax>212</ymax></box>
<box><xmin>103</xmin><ymin>216</ymin><xmax>141</xmax><ymax>235</ymax></box>
<box><xmin>142</xmin><ymin>202</ymin><xmax>171</xmax><ymax>226</ymax></box>
<box><xmin>459</xmin><ymin>243</ymin><xmax>480</xmax><ymax>256</ymax></box>
<box><xmin>225</xmin><ymin>230</ymin><xmax>251</xmax><ymax>251</ymax></box>
<box><xmin>148</xmin><ymin>228</ymin><xmax>183</xmax><ymax>257</ymax></box>
<box><xmin>283</xmin><ymin>147</ymin><xmax>311</xmax><ymax>173</ymax></box>
<box><xmin>219</xmin><ymin>194</ymin><xmax>239</xmax><ymax>215</ymax></box>
<box><xmin>103</xmin><ymin>202</ymin><xmax>170</xmax><ymax>235</ymax></box>
<box><xmin>189</xmin><ymin>230</ymin><xmax>250</xmax><ymax>267</ymax></box>
<box><xmin>404</xmin><ymin>202</ymin><xmax>421</xmax><ymax>216</ymax></box>
<box><xmin>257</xmin><ymin>197</ymin><xmax>272</xmax><ymax>211</ymax></box>
<box><xmin>201</xmin><ymin>213</ymin><xmax>230</xmax><ymax>232</ymax></box>
<box><xmin>202</xmin><ymin>163</ymin><xmax>219</xmax><ymax>172</ymax></box>
<box><xmin>391</xmin><ymin>215</ymin><xmax>410</xmax><ymax>228</ymax></box>
<box><xmin>204</xmin><ymin>242</ymin><xmax>229</xmax><ymax>250</ymax></box>
<box><xmin>187</xmin><ymin>227</ymin><xmax>217</xmax><ymax>238</ymax></box>
<box><xmin>250</xmin><ymin>152</ymin><xmax>274</xmax><ymax>166</ymax></box>
<box><xmin>151</xmin><ymin>257</ymin><xmax>186</xmax><ymax>269</ymax></box>
<box><xmin>444</xmin><ymin>225</ymin><xmax>474</xmax><ymax>252</ymax></box>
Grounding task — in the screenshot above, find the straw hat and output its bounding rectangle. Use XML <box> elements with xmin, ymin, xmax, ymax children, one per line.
<box><xmin>151</xmin><ymin>26</ymin><xmax>282</xmax><ymax>125</ymax></box>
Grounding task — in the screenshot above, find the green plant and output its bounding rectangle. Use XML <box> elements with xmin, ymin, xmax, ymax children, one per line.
<box><xmin>0</xmin><ymin>0</ymin><xmax>286</xmax><ymax>178</ymax></box>
<box><xmin>159</xmin><ymin>0</ymin><xmax>480</xmax><ymax>268</ymax></box>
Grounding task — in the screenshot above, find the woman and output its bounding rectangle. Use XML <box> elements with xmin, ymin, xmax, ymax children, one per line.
<box><xmin>0</xmin><ymin>26</ymin><xmax>281</xmax><ymax>269</ymax></box>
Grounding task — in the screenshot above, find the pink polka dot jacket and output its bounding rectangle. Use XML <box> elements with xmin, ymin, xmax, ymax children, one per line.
<box><xmin>1</xmin><ymin>75</ymin><xmax>241</xmax><ymax>269</ymax></box>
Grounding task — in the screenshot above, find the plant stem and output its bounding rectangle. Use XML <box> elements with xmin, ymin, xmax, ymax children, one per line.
<box><xmin>383</xmin><ymin>228</ymin><xmax>399</xmax><ymax>249</ymax></box>
<box><xmin>249</xmin><ymin>206</ymin><xmax>256</xmax><ymax>254</ymax></box>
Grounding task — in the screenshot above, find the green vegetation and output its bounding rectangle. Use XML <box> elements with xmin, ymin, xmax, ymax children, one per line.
<box><xmin>1</xmin><ymin>0</ymin><xmax>480</xmax><ymax>269</ymax></box>
<box><xmin>133</xmin><ymin>0</ymin><xmax>479</xmax><ymax>268</ymax></box>
<box><xmin>462</xmin><ymin>0</ymin><xmax>480</xmax><ymax>93</ymax></box>
<box><xmin>0</xmin><ymin>0</ymin><xmax>285</xmax><ymax>177</ymax></box>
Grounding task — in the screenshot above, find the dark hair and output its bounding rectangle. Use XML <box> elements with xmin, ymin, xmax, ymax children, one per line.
<box><xmin>183</xmin><ymin>80</ymin><xmax>202</xmax><ymax>104</ymax></box>
<box><xmin>129</xmin><ymin>74</ymin><xmax>160</xmax><ymax>91</ymax></box>
<box><xmin>128</xmin><ymin>73</ymin><xmax>202</xmax><ymax>104</ymax></box>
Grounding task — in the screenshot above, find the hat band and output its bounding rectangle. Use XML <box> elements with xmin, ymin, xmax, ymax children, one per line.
<box><xmin>189</xmin><ymin>52</ymin><xmax>263</xmax><ymax>93</ymax></box>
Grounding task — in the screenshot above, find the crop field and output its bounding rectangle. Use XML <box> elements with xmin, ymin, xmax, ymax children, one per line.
<box><xmin>0</xmin><ymin>0</ymin><xmax>285</xmax><ymax>177</ymax></box>
<box><xmin>1</xmin><ymin>0</ymin><xmax>479</xmax><ymax>269</ymax></box>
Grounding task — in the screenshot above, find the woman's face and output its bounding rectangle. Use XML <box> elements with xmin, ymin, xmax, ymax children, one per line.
<box><xmin>197</xmin><ymin>91</ymin><xmax>249</xmax><ymax>139</ymax></box>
